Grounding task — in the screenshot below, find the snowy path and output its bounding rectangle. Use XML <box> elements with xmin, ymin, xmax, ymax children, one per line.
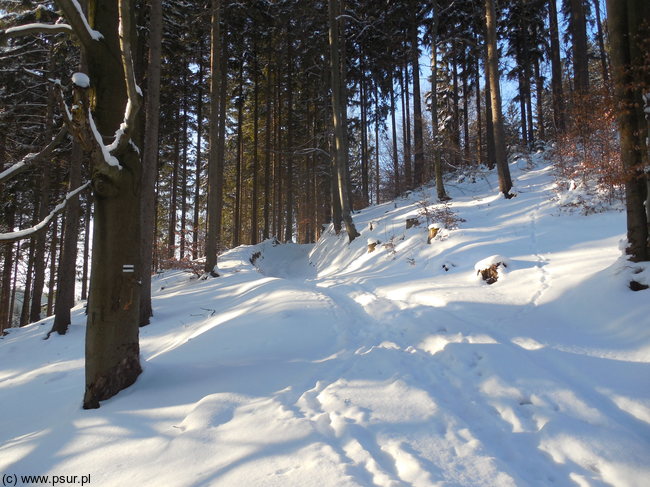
<box><xmin>1</xmin><ymin>158</ymin><xmax>649</xmax><ymax>486</ymax></box>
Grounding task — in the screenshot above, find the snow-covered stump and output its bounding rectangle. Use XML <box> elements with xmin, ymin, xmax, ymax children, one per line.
<box><xmin>475</xmin><ymin>255</ymin><xmax>510</xmax><ymax>284</ymax></box>
<box><xmin>427</xmin><ymin>223</ymin><xmax>441</xmax><ymax>244</ymax></box>
<box><xmin>367</xmin><ymin>238</ymin><xmax>378</xmax><ymax>253</ymax></box>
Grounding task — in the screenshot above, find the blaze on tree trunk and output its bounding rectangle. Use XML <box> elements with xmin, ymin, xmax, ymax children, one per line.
<box><xmin>606</xmin><ymin>0</ymin><xmax>650</xmax><ymax>262</ymax></box>
<box><xmin>80</xmin><ymin>0</ymin><xmax>143</xmax><ymax>409</ymax></box>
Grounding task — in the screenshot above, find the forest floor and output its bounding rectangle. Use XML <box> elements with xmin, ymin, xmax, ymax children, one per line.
<box><xmin>1</xmin><ymin>152</ymin><xmax>649</xmax><ymax>487</ymax></box>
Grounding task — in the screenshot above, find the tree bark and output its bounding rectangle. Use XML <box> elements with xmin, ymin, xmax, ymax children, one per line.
<box><xmin>430</xmin><ymin>16</ymin><xmax>448</xmax><ymax>200</ymax></box>
<box><xmin>205</xmin><ymin>0</ymin><xmax>224</xmax><ymax>275</ymax></box>
<box><xmin>251</xmin><ymin>42</ymin><xmax>259</xmax><ymax>245</ymax></box>
<box><xmin>606</xmin><ymin>0</ymin><xmax>650</xmax><ymax>261</ymax></box>
<box><xmin>328</xmin><ymin>0</ymin><xmax>359</xmax><ymax>242</ymax></box>
<box><xmin>51</xmin><ymin>141</ymin><xmax>83</xmax><ymax>335</ymax></box>
<box><xmin>593</xmin><ymin>0</ymin><xmax>610</xmax><ymax>89</ymax></box>
<box><xmin>569</xmin><ymin>0</ymin><xmax>590</xmax><ymax>93</ymax></box>
<box><xmin>139</xmin><ymin>0</ymin><xmax>162</xmax><ymax>326</ymax></box>
<box><xmin>82</xmin><ymin>0</ymin><xmax>144</xmax><ymax>409</ymax></box>
<box><xmin>409</xmin><ymin>3</ymin><xmax>424</xmax><ymax>187</ymax></box>
<box><xmin>389</xmin><ymin>79</ymin><xmax>400</xmax><ymax>197</ymax></box>
<box><xmin>549</xmin><ymin>0</ymin><xmax>566</xmax><ymax>132</ymax></box>
<box><xmin>485</xmin><ymin>0</ymin><xmax>513</xmax><ymax>196</ymax></box>
<box><xmin>193</xmin><ymin>36</ymin><xmax>205</xmax><ymax>260</ymax></box>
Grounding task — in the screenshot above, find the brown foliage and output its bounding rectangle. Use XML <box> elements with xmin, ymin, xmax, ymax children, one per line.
<box><xmin>554</xmin><ymin>88</ymin><xmax>625</xmax><ymax>206</ymax></box>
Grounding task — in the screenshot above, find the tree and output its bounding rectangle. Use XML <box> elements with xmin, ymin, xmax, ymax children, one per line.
<box><xmin>204</xmin><ymin>0</ymin><xmax>225</xmax><ymax>275</ymax></box>
<box><xmin>328</xmin><ymin>0</ymin><xmax>359</xmax><ymax>242</ymax></box>
<box><xmin>2</xmin><ymin>0</ymin><xmax>146</xmax><ymax>408</ymax></box>
<box><xmin>484</xmin><ymin>0</ymin><xmax>513</xmax><ymax>197</ymax></box>
<box><xmin>606</xmin><ymin>0</ymin><xmax>650</xmax><ymax>261</ymax></box>
<box><xmin>139</xmin><ymin>0</ymin><xmax>163</xmax><ymax>326</ymax></box>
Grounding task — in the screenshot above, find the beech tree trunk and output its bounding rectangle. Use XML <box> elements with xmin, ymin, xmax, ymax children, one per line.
<box><xmin>82</xmin><ymin>0</ymin><xmax>144</xmax><ymax>409</ymax></box>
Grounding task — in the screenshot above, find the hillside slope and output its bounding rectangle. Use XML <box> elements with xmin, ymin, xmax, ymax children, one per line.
<box><xmin>1</xmin><ymin>155</ymin><xmax>649</xmax><ymax>487</ymax></box>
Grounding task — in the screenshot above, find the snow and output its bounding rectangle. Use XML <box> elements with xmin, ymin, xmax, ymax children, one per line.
<box><xmin>2</xmin><ymin>154</ymin><xmax>649</xmax><ymax>486</ymax></box>
<box><xmin>71</xmin><ymin>72</ymin><xmax>89</xmax><ymax>88</ymax></box>
<box><xmin>70</xmin><ymin>0</ymin><xmax>103</xmax><ymax>41</ymax></box>
<box><xmin>4</xmin><ymin>23</ymin><xmax>73</xmax><ymax>35</ymax></box>
<box><xmin>87</xmin><ymin>108</ymin><xmax>121</xmax><ymax>169</ymax></box>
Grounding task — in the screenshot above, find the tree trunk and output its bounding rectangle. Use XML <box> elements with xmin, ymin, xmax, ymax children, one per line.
<box><xmin>430</xmin><ymin>18</ymin><xmax>448</xmax><ymax>200</ymax></box>
<box><xmin>83</xmin><ymin>0</ymin><xmax>143</xmax><ymax>408</ymax></box>
<box><xmin>205</xmin><ymin>0</ymin><xmax>224</xmax><ymax>275</ymax></box>
<box><xmin>29</xmin><ymin>150</ymin><xmax>52</xmax><ymax>323</ymax></box>
<box><xmin>484</xmin><ymin>42</ymin><xmax>496</xmax><ymax>170</ymax></box>
<box><xmin>19</xmin><ymin>235</ymin><xmax>34</xmax><ymax>326</ymax></box>
<box><xmin>193</xmin><ymin>36</ymin><xmax>204</xmax><ymax>260</ymax></box>
<box><xmin>569</xmin><ymin>0</ymin><xmax>590</xmax><ymax>93</ymax></box>
<box><xmin>549</xmin><ymin>0</ymin><xmax>566</xmax><ymax>132</ymax></box>
<box><xmin>475</xmin><ymin>53</ymin><xmax>484</xmax><ymax>165</ymax></box>
<box><xmin>139</xmin><ymin>0</ymin><xmax>162</xmax><ymax>326</ymax></box>
<box><xmin>593</xmin><ymin>0</ymin><xmax>610</xmax><ymax>89</ymax></box>
<box><xmin>81</xmin><ymin>194</ymin><xmax>91</xmax><ymax>301</ymax></box>
<box><xmin>518</xmin><ymin>73</ymin><xmax>528</xmax><ymax>146</ymax></box>
<box><xmin>0</xmin><ymin>206</ymin><xmax>14</xmax><ymax>332</ymax></box>
<box><xmin>263</xmin><ymin>61</ymin><xmax>273</xmax><ymax>240</ymax></box>
<box><xmin>389</xmin><ymin>79</ymin><xmax>400</xmax><ymax>197</ymax></box>
<box><xmin>251</xmin><ymin>43</ymin><xmax>259</xmax><ymax>245</ymax></box>
<box><xmin>46</xmin><ymin>216</ymin><xmax>59</xmax><ymax>317</ymax></box>
<box><xmin>328</xmin><ymin>0</ymin><xmax>359</xmax><ymax>242</ymax></box>
<box><xmin>233</xmin><ymin>58</ymin><xmax>244</xmax><ymax>248</ymax></box>
<box><xmin>535</xmin><ymin>57</ymin><xmax>545</xmax><ymax>141</ymax></box>
<box><xmin>461</xmin><ymin>54</ymin><xmax>470</xmax><ymax>161</ymax></box>
<box><xmin>409</xmin><ymin>10</ymin><xmax>424</xmax><ymax>187</ymax></box>
<box><xmin>179</xmin><ymin>63</ymin><xmax>189</xmax><ymax>259</ymax></box>
<box><xmin>485</xmin><ymin>0</ymin><xmax>513</xmax><ymax>196</ymax></box>
<box><xmin>374</xmin><ymin>83</ymin><xmax>381</xmax><ymax>204</ymax></box>
<box><xmin>400</xmin><ymin>64</ymin><xmax>412</xmax><ymax>190</ymax></box>
<box><xmin>167</xmin><ymin>122</ymin><xmax>179</xmax><ymax>259</ymax></box>
<box><xmin>51</xmin><ymin>141</ymin><xmax>83</xmax><ymax>335</ymax></box>
<box><xmin>284</xmin><ymin>26</ymin><xmax>295</xmax><ymax>243</ymax></box>
<box><xmin>606</xmin><ymin>0</ymin><xmax>650</xmax><ymax>261</ymax></box>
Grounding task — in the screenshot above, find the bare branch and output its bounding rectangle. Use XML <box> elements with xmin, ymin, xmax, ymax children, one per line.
<box><xmin>107</xmin><ymin>0</ymin><xmax>142</xmax><ymax>155</ymax></box>
<box><xmin>0</xmin><ymin>181</ymin><xmax>91</xmax><ymax>243</ymax></box>
<box><xmin>54</xmin><ymin>0</ymin><xmax>103</xmax><ymax>51</ymax></box>
<box><xmin>0</xmin><ymin>126</ymin><xmax>68</xmax><ymax>184</ymax></box>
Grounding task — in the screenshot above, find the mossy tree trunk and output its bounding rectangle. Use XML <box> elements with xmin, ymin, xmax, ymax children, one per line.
<box><xmin>67</xmin><ymin>0</ymin><xmax>144</xmax><ymax>408</ymax></box>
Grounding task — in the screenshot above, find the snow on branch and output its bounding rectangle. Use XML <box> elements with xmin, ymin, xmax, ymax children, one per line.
<box><xmin>0</xmin><ymin>181</ymin><xmax>91</xmax><ymax>243</ymax></box>
<box><xmin>54</xmin><ymin>0</ymin><xmax>103</xmax><ymax>50</ymax></box>
<box><xmin>0</xmin><ymin>23</ymin><xmax>73</xmax><ymax>42</ymax></box>
<box><xmin>0</xmin><ymin>126</ymin><xmax>69</xmax><ymax>184</ymax></box>
<box><xmin>106</xmin><ymin>0</ymin><xmax>142</xmax><ymax>156</ymax></box>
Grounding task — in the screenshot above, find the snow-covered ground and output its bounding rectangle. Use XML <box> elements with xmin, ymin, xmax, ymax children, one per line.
<box><xmin>2</xmin><ymin>154</ymin><xmax>649</xmax><ymax>487</ymax></box>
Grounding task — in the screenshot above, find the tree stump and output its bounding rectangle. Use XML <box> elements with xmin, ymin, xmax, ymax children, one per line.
<box><xmin>406</xmin><ymin>217</ymin><xmax>420</xmax><ymax>229</ymax></box>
